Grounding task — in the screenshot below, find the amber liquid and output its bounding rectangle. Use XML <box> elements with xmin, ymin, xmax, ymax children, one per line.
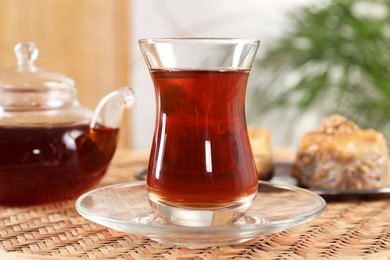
<box><xmin>147</xmin><ymin>69</ymin><xmax>258</xmax><ymax>207</ymax></box>
<box><xmin>0</xmin><ymin>124</ymin><xmax>118</xmax><ymax>205</ymax></box>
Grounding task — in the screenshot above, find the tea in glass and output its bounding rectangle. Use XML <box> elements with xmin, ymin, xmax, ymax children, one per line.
<box><xmin>139</xmin><ymin>38</ymin><xmax>260</xmax><ymax>226</ymax></box>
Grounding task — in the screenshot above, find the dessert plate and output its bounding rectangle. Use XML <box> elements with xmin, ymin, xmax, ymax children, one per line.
<box><xmin>75</xmin><ymin>181</ymin><xmax>325</xmax><ymax>247</ymax></box>
<box><xmin>273</xmin><ymin>163</ymin><xmax>390</xmax><ymax>199</ymax></box>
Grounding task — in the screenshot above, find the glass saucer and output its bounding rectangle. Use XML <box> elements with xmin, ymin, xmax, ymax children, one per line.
<box><xmin>75</xmin><ymin>181</ymin><xmax>326</xmax><ymax>247</ymax></box>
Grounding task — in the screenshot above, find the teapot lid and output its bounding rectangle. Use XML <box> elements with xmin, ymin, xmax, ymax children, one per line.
<box><xmin>0</xmin><ymin>42</ymin><xmax>77</xmax><ymax>111</ymax></box>
<box><xmin>0</xmin><ymin>41</ymin><xmax>75</xmax><ymax>90</ymax></box>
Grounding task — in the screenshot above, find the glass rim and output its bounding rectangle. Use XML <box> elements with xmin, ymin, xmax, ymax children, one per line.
<box><xmin>138</xmin><ymin>37</ymin><xmax>260</xmax><ymax>45</ymax></box>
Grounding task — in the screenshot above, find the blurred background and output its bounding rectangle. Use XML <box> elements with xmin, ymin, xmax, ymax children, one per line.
<box><xmin>1</xmin><ymin>0</ymin><xmax>389</xmax><ymax>150</ymax></box>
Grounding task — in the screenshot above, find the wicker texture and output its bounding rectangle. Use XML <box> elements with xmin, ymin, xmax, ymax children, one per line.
<box><xmin>1</xmin><ymin>149</ymin><xmax>390</xmax><ymax>259</ymax></box>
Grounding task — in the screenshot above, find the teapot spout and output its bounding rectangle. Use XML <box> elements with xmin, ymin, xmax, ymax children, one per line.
<box><xmin>90</xmin><ymin>87</ymin><xmax>134</xmax><ymax>129</ymax></box>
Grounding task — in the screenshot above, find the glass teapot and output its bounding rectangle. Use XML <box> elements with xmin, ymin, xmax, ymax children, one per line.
<box><xmin>0</xmin><ymin>42</ymin><xmax>134</xmax><ymax>205</ymax></box>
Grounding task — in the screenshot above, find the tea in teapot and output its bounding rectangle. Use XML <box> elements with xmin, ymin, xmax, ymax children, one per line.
<box><xmin>0</xmin><ymin>42</ymin><xmax>134</xmax><ymax>205</ymax></box>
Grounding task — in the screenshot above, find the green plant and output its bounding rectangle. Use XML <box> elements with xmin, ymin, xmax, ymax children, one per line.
<box><xmin>248</xmin><ymin>0</ymin><xmax>390</xmax><ymax>138</ymax></box>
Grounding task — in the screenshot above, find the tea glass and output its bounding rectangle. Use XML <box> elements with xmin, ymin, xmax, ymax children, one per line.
<box><xmin>139</xmin><ymin>38</ymin><xmax>260</xmax><ymax>227</ymax></box>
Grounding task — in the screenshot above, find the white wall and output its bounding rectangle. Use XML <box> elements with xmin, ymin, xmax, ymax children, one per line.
<box><xmin>130</xmin><ymin>0</ymin><xmax>316</xmax><ymax>150</ymax></box>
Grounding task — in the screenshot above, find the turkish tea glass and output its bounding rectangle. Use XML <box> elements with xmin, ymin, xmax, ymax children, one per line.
<box><xmin>139</xmin><ymin>38</ymin><xmax>260</xmax><ymax>226</ymax></box>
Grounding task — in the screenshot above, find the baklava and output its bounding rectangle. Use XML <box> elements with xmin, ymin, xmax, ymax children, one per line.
<box><xmin>248</xmin><ymin>127</ymin><xmax>273</xmax><ymax>181</ymax></box>
<box><xmin>292</xmin><ymin>115</ymin><xmax>390</xmax><ymax>190</ymax></box>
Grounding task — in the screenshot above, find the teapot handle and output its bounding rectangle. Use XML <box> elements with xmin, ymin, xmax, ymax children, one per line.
<box><xmin>90</xmin><ymin>87</ymin><xmax>135</xmax><ymax>129</ymax></box>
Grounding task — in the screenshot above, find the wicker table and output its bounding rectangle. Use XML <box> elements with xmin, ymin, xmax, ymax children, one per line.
<box><xmin>1</xmin><ymin>149</ymin><xmax>389</xmax><ymax>259</ymax></box>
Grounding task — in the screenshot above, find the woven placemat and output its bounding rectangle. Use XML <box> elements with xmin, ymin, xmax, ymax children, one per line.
<box><xmin>1</xmin><ymin>149</ymin><xmax>390</xmax><ymax>259</ymax></box>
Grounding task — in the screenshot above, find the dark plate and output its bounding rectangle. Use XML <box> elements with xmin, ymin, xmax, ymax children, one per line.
<box><xmin>272</xmin><ymin>163</ymin><xmax>390</xmax><ymax>200</ymax></box>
